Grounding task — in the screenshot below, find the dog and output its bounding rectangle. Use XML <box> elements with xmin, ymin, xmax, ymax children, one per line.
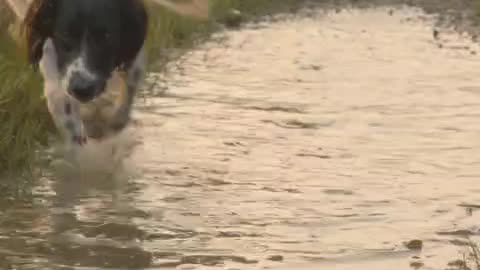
<box><xmin>5</xmin><ymin>0</ymin><xmax>208</xmax><ymax>146</ymax></box>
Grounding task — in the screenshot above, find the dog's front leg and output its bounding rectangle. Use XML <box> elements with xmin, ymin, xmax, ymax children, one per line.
<box><xmin>39</xmin><ymin>39</ymin><xmax>87</xmax><ymax>146</ymax></box>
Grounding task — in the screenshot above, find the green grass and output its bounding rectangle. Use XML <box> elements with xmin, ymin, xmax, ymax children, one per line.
<box><xmin>0</xmin><ymin>2</ymin><xmax>53</xmax><ymax>194</ymax></box>
<box><xmin>0</xmin><ymin>0</ymin><xmax>306</xmax><ymax>194</ymax></box>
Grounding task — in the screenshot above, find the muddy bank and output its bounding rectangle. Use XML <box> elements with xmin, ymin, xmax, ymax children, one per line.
<box><xmin>305</xmin><ymin>0</ymin><xmax>480</xmax><ymax>40</ymax></box>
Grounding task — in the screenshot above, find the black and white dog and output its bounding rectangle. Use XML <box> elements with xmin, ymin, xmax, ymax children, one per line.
<box><xmin>6</xmin><ymin>0</ymin><xmax>208</xmax><ymax>146</ymax></box>
<box><xmin>25</xmin><ymin>0</ymin><xmax>148</xmax><ymax>145</ymax></box>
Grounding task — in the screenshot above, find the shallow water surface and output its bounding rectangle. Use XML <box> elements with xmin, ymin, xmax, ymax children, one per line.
<box><xmin>4</xmin><ymin>6</ymin><xmax>480</xmax><ymax>270</ymax></box>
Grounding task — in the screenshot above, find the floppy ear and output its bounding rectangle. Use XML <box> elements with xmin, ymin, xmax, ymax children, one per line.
<box><xmin>117</xmin><ymin>0</ymin><xmax>148</xmax><ymax>69</ymax></box>
<box><xmin>22</xmin><ymin>0</ymin><xmax>58</xmax><ymax>66</ymax></box>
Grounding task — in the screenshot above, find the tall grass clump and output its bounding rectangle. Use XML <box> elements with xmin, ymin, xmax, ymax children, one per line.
<box><xmin>0</xmin><ymin>2</ymin><xmax>53</xmax><ymax>190</ymax></box>
<box><xmin>465</xmin><ymin>242</ymin><xmax>480</xmax><ymax>270</ymax></box>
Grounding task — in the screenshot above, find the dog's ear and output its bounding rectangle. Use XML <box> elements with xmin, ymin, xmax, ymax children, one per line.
<box><xmin>22</xmin><ymin>0</ymin><xmax>58</xmax><ymax>66</ymax></box>
<box><xmin>117</xmin><ymin>0</ymin><xmax>148</xmax><ymax>69</ymax></box>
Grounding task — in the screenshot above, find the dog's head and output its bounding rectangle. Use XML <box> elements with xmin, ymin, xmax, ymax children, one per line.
<box><xmin>23</xmin><ymin>0</ymin><xmax>148</xmax><ymax>103</ymax></box>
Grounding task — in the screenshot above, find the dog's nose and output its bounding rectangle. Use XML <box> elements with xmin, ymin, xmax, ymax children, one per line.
<box><xmin>68</xmin><ymin>73</ymin><xmax>97</xmax><ymax>103</ymax></box>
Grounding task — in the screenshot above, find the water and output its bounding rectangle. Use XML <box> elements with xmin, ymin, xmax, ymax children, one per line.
<box><xmin>4</xmin><ymin>5</ymin><xmax>480</xmax><ymax>270</ymax></box>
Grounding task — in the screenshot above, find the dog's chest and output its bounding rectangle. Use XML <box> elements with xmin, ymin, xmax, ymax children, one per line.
<box><xmin>79</xmin><ymin>71</ymin><xmax>129</xmax><ymax>136</ymax></box>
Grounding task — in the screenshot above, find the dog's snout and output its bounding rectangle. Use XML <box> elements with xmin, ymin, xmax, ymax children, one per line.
<box><xmin>68</xmin><ymin>73</ymin><xmax>98</xmax><ymax>103</ymax></box>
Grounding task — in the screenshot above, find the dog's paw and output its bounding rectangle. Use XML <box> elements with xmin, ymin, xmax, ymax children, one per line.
<box><xmin>68</xmin><ymin>119</ymin><xmax>88</xmax><ymax>147</ymax></box>
<box><xmin>69</xmin><ymin>122</ymin><xmax>88</xmax><ymax>146</ymax></box>
<box><xmin>72</xmin><ymin>134</ymin><xmax>88</xmax><ymax>146</ymax></box>
<box><xmin>62</xmin><ymin>110</ymin><xmax>88</xmax><ymax>147</ymax></box>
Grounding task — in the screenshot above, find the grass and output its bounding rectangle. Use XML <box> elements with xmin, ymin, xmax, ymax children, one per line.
<box><xmin>463</xmin><ymin>242</ymin><xmax>480</xmax><ymax>270</ymax></box>
<box><xmin>471</xmin><ymin>243</ymin><xmax>480</xmax><ymax>270</ymax></box>
<box><xmin>0</xmin><ymin>2</ymin><xmax>53</xmax><ymax>194</ymax></box>
<box><xmin>448</xmin><ymin>242</ymin><xmax>480</xmax><ymax>270</ymax></box>
<box><xmin>0</xmin><ymin>0</ymin><xmax>307</xmax><ymax>195</ymax></box>
<box><xmin>144</xmin><ymin>0</ymin><xmax>304</xmax><ymax>70</ymax></box>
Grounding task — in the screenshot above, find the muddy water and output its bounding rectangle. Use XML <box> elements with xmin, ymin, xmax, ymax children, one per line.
<box><xmin>4</xmin><ymin>5</ymin><xmax>480</xmax><ymax>270</ymax></box>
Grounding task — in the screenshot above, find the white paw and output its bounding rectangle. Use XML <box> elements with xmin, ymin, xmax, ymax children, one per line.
<box><xmin>63</xmin><ymin>102</ymin><xmax>88</xmax><ymax>146</ymax></box>
<box><xmin>72</xmin><ymin>133</ymin><xmax>88</xmax><ymax>146</ymax></box>
<box><xmin>48</xmin><ymin>98</ymin><xmax>87</xmax><ymax>147</ymax></box>
<box><xmin>63</xmin><ymin>121</ymin><xmax>88</xmax><ymax>147</ymax></box>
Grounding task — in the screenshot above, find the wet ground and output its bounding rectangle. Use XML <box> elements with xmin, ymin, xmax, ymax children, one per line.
<box><xmin>3</xmin><ymin>4</ymin><xmax>480</xmax><ymax>270</ymax></box>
